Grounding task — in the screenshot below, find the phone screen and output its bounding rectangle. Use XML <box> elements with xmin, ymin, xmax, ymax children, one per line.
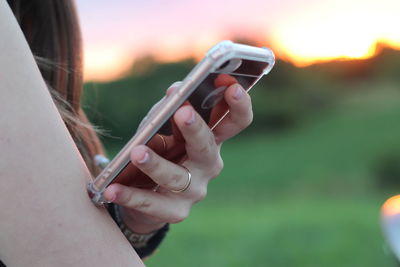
<box><xmin>110</xmin><ymin>59</ymin><xmax>270</xmax><ymax>189</ymax></box>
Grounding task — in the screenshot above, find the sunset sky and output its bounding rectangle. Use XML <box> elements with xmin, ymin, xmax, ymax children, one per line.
<box><xmin>75</xmin><ymin>0</ymin><xmax>400</xmax><ymax>81</ymax></box>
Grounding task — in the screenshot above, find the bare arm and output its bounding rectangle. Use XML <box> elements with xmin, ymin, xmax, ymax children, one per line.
<box><xmin>0</xmin><ymin>2</ymin><xmax>143</xmax><ymax>266</ymax></box>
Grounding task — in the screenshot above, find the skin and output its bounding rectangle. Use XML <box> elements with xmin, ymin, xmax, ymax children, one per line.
<box><xmin>0</xmin><ymin>2</ymin><xmax>144</xmax><ymax>266</ymax></box>
<box><xmin>104</xmin><ymin>80</ymin><xmax>253</xmax><ymax>234</ymax></box>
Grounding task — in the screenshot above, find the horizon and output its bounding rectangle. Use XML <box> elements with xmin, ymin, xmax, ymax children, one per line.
<box><xmin>75</xmin><ymin>0</ymin><xmax>400</xmax><ymax>82</ymax></box>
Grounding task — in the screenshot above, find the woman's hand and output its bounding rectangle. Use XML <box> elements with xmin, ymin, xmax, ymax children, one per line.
<box><xmin>103</xmin><ymin>81</ymin><xmax>253</xmax><ymax>234</ymax></box>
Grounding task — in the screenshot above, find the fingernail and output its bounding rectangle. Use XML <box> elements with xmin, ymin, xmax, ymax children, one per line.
<box><xmin>138</xmin><ymin>152</ymin><xmax>149</xmax><ymax>164</ymax></box>
<box><xmin>106</xmin><ymin>192</ymin><xmax>117</xmax><ymax>203</ymax></box>
<box><xmin>133</xmin><ymin>147</ymin><xmax>150</xmax><ymax>164</ymax></box>
<box><xmin>233</xmin><ymin>84</ymin><xmax>244</xmax><ymax>100</ymax></box>
<box><xmin>185</xmin><ymin>109</ymin><xmax>196</xmax><ymax>126</ymax></box>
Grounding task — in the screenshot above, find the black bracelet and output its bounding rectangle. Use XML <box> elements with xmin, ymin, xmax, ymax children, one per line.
<box><xmin>107</xmin><ymin>203</ymin><xmax>170</xmax><ymax>258</ymax></box>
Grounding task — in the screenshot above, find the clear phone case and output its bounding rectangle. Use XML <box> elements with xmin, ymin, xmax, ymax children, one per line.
<box><xmin>87</xmin><ymin>40</ymin><xmax>275</xmax><ymax>205</ymax></box>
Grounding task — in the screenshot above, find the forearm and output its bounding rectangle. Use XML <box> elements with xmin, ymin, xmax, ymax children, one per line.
<box><xmin>0</xmin><ymin>2</ymin><xmax>143</xmax><ymax>266</ymax></box>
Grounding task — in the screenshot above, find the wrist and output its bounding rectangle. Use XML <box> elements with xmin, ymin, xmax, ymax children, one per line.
<box><xmin>119</xmin><ymin>206</ymin><xmax>166</xmax><ymax>234</ymax></box>
<box><xmin>112</xmin><ymin>204</ymin><xmax>166</xmax><ymax>249</ymax></box>
<box><xmin>107</xmin><ymin>203</ymin><xmax>170</xmax><ymax>258</ymax></box>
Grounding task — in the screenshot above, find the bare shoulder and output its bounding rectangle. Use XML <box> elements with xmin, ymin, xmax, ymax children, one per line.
<box><xmin>0</xmin><ymin>2</ymin><xmax>143</xmax><ymax>266</ymax></box>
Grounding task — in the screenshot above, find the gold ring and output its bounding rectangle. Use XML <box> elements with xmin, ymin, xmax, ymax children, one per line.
<box><xmin>170</xmin><ymin>165</ymin><xmax>192</xmax><ymax>193</ymax></box>
<box><xmin>156</xmin><ymin>134</ymin><xmax>167</xmax><ymax>152</ymax></box>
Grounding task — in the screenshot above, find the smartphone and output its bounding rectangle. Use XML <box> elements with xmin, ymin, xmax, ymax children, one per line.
<box><xmin>88</xmin><ymin>40</ymin><xmax>275</xmax><ymax>205</ymax></box>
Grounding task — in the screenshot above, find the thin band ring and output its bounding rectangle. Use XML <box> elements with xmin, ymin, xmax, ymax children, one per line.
<box><xmin>170</xmin><ymin>165</ymin><xmax>192</xmax><ymax>193</ymax></box>
<box><xmin>156</xmin><ymin>134</ymin><xmax>167</xmax><ymax>152</ymax></box>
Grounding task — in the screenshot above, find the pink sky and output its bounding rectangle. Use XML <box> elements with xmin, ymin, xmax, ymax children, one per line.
<box><xmin>75</xmin><ymin>0</ymin><xmax>400</xmax><ymax>81</ymax></box>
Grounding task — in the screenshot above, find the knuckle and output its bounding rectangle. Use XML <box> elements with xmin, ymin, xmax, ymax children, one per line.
<box><xmin>207</xmin><ymin>133</ymin><xmax>217</xmax><ymax>147</ymax></box>
<box><xmin>197</xmin><ymin>134</ymin><xmax>216</xmax><ymax>155</ymax></box>
<box><xmin>193</xmin><ymin>187</ymin><xmax>207</xmax><ymax>203</ymax></box>
<box><xmin>170</xmin><ymin>209</ymin><xmax>189</xmax><ymax>224</ymax></box>
<box><xmin>162</xmin><ymin>172</ymin><xmax>182</xmax><ymax>190</ymax></box>
<box><xmin>198</xmin><ymin>144</ymin><xmax>211</xmax><ymax>155</ymax></box>
<box><xmin>131</xmin><ymin>196</ymin><xmax>152</xmax><ymax>211</ymax></box>
<box><xmin>209</xmin><ymin>157</ymin><xmax>224</xmax><ymax>179</ymax></box>
<box><xmin>118</xmin><ymin>190</ymin><xmax>134</xmax><ymax>206</ymax></box>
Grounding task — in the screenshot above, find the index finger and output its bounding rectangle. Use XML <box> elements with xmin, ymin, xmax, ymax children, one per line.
<box><xmin>173</xmin><ymin>105</ymin><xmax>221</xmax><ymax>167</ymax></box>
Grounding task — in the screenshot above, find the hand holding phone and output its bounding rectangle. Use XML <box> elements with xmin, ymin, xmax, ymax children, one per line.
<box><xmin>88</xmin><ymin>41</ymin><xmax>275</xmax><ymax>205</ymax></box>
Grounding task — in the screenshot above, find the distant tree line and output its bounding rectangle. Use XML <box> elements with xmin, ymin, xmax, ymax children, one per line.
<box><xmin>82</xmin><ymin>46</ymin><xmax>400</xmax><ymax>149</ymax></box>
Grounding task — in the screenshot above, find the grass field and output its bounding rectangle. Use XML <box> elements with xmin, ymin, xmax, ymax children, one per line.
<box><xmin>137</xmin><ymin>87</ymin><xmax>400</xmax><ymax>267</ymax></box>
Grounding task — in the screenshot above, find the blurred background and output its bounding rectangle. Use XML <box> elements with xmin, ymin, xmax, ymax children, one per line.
<box><xmin>76</xmin><ymin>0</ymin><xmax>400</xmax><ymax>266</ymax></box>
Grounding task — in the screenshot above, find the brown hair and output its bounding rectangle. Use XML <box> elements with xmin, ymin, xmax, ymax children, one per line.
<box><xmin>7</xmin><ymin>0</ymin><xmax>105</xmax><ymax>175</ymax></box>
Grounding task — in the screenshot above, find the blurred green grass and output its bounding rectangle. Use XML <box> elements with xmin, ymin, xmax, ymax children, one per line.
<box><xmin>86</xmin><ymin>51</ymin><xmax>400</xmax><ymax>266</ymax></box>
<box><xmin>140</xmin><ymin>87</ymin><xmax>400</xmax><ymax>267</ymax></box>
